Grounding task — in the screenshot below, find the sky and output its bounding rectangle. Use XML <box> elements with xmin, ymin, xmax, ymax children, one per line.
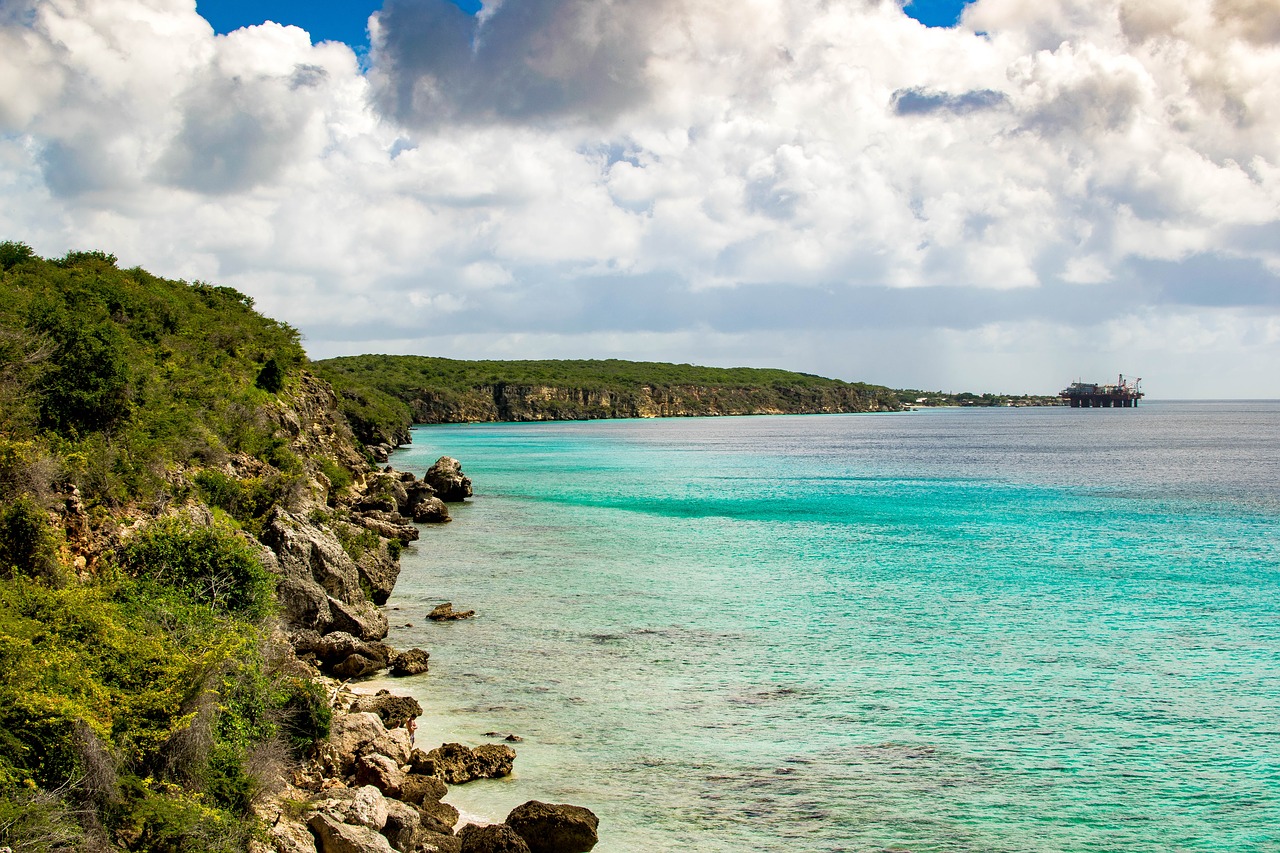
<box><xmin>1</xmin><ymin>1</ymin><xmax>1278</xmax><ymax>398</ymax></box>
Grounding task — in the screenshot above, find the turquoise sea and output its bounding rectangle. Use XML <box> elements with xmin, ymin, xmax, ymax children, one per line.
<box><xmin>371</xmin><ymin>402</ymin><xmax>1280</xmax><ymax>852</ymax></box>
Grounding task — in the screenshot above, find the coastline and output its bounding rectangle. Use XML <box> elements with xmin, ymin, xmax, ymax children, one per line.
<box><xmin>259</xmin><ymin>444</ymin><xmax>600</xmax><ymax>853</ymax></box>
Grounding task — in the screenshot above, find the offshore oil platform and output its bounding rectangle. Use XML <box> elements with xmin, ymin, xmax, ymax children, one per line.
<box><xmin>1059</xmin><ymin>375</ymin><xmax>1143</xmax><ymax>407</ymax></box>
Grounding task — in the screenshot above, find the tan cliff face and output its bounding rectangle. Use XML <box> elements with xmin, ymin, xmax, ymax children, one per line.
<box><xmin>407</xmin><ymin>383</ymin><xmax>901</xmax><ymax>423</ymax></box>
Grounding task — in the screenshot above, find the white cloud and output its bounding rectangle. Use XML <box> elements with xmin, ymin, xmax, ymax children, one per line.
<box><xmin>1</xmin><ymin>0</ymin><xmax>1279</xmax><ymax>397</ymax></box>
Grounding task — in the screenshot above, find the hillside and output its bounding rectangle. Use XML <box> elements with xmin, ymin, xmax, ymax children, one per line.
<box><xmin>0</xmin><ymin>243</ymin><xmax>465</xmax><ymax>852</ymax></box>
<box><xmin>312</xmin><ymin>354</ymin><xmax>906</xmax><ymax>432</ymax></box>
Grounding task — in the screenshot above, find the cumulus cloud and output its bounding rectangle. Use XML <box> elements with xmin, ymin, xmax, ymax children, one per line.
<box><xmin>1</xmin><ymin>0</ymin><xmax>1278</xmax><ymax>396</ymax></box>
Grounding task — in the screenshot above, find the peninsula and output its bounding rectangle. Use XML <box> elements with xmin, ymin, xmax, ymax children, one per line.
<box><xmin>312</xmin><ymin>354</ymin><xmax>1064</xmax><ymax>454</ymax></box>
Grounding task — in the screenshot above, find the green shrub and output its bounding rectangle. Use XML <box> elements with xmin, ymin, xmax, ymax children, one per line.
<box><xmin>276</xmin><ymin>678</ymin><xmax>331</xmax><ymax>757</ymax></box>
<box><xmin>0</xmin><ymin>495</ymin><xmax>60</xmax><ymax>584</ymax></box>
<box><xmin>121</xmin><ymin>518</ymin><xmax>273</xmax><ymax>620</ymax></box>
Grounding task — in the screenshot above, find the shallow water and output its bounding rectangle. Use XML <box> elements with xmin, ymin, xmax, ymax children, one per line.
<box><xmin>371</xmin><ymin>402</ymin><xmax>1280</xmax><ymax>852</ymax></box>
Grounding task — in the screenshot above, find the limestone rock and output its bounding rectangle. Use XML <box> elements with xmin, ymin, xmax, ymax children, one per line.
<box><xmin>270</xmin><ymin>821</ymin><xmax>318</xmax><ymax>853</ymax></box>
<box><xmin>505</xmin><ymin>801</ymin><xmax>598</xmax><ymax>853</ymax></box>
<box><xmin>457</xmin><ymin>824</ymin><xmax>532</xmax><ymax>853</ymax></box>
<box><xmin>425</xmin><ymin>743</ymin><xmax>515</xmax><ymax>784</ymax></box>
<box><xmin>355</xmin><ymin>510</ymin><xmax>419</xmax><ymax>545</ymax></box>
<box><xmin>418</xmin><ymin>833</ymin><xmax>463</xmax><ymax>853</ymax></box>
<box><xmin>412</xmin><ymin>497</ymin><xmax>451</xmax><ymax>524</ymax></box>
<box><xmin>308</xmin><ymin>812</ymin><xmax>395</xmax><ymax>853</ymax></box>
<box><xmin>389</xmin><ymin>648</ymin><xmax>430</xmax><ymax>677</ymax></box>
<box><xmin>348</xmin><ymin>786</ymin><xmax>390</xmax><ymax>831</ymax></box>
<box><xmin>355</xmin><ymin>753</ymin><xmax>405</xmax><ymax>799</ymax></box>
<box><xmin>355</xmin><ymin>545</ymin><xmax>401</xmax><ymax>606</ymax></box>
<box><xmin>427</xmin><ymin>603</ymin><xmax>475</xmax><ymax>622</ymax></box>
<box><xmin>277</xmin><ymin>576</ymin><xmax>334</xmax><ymax>632</ymax></box>
<box><xmin>350</xmin><ymin>691</ymin><xmax>423</xmax><ymax>729</ymax></box>
<box><xmin>328</xmin><ymin>597</ymin><xmax>389</xmax><ymax>642</ymax></box>
<box><xmin>399</xmin><ymin>772</ymin><xmax>446</xmax><ymax>806</ymax></box>
<box><xmin>424</xmin><ymin>457</ymin><xmax>472</xmax><ymax>502</ymax></box>
<box><xmin>296</xmin><ymin>631</ymin><xmax>390</xmax><ymax>676</ymax></box>
<box><xmin>325</xmin><ymin>713</ymin><xmax>390</xmax><ymax>777</ymax></box>
<box><xmin>402</xmin><ymin>481</ymin><xmax>437</xmax><ymax>515</ymax></box>
<box><xmin>381</xmin><ymin>798</ymin><xmax>421</xmax><ymax>853</ymax></box>
<box><xmin>262</xmin><ymin>507</ymin><xmax>365</xmax><ymax>612</ymax></box>
<box><xmin>367</xmin><ymin>726</ymin><xmax>413</xmax><ymax>767</ymax></box>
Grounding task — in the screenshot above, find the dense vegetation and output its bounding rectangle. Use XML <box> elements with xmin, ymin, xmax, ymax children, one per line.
<box><xmin>0</xmin><ymin>243</ymin><xmax>338</xmax><ymax>851</ymax></box>
<box><xmin>313</xmin><ymin>354</ymin><xmax>907</xmax><ymax>424</ymax></box>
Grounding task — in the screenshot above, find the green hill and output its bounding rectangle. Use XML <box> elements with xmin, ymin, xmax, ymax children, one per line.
<box><xmin>0</xmin><ymin>243</ymin><xmax>359</xmax><ymax>851</ymax></box>
<box><xmin>312</xmin><ymin>354</ymin><xmax>905</xmax><ymax>432</ymax></box>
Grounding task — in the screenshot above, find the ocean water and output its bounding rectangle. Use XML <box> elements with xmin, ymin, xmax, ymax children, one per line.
<box><xmin>370</xmin><ymin>402</ymin><xmax>1280</xmax><ymax>852</ymax></box>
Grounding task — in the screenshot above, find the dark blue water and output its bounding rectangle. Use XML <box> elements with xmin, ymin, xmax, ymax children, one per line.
<box><xmin>374</xmin><ymin>402</ymin><xmax>1280</xmax><ymax>852</ymax></box>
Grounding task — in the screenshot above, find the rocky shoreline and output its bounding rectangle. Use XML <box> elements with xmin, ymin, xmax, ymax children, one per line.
<box><xmin>254</xmin><ymin>443</ymin><xmax>598</xmax><ymax>853</ymax></box>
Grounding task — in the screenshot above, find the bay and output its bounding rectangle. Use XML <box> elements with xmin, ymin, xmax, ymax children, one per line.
<box><xmin>370</xmin><ymin>402</ymin><xmax>1280</xmax><ymax>852</ymax></box>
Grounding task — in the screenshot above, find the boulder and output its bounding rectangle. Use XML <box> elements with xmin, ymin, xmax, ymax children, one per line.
<box><xmin>381</xmin><ymin>798</ymin><xmax>421</xmax><ymax>853</ymax></box>
<box><xmin>415</xmin><ymin>796</ymin><xmax>461</xmax><ymax>837</ymax></box>
<box><xmin>418</xmin><ymin>833</ymin><xmax>463</xmax><ymax>853</ymax></box>
<box><xmin>348</xmin><ymin>786</ymin><xmax>390</xmax><ymax>831</ymax></box>
<box><xmin>427</xmin><ymin>603</ymin><xmax>475</xmax><ymax>622</ymax></box>
<box><xmin>325</xmin><ymin>713</ymin><xmax>390</xmax><ymax>777</ymax></box>
<box><xmin>308</xmin><ymin>812</ymin><xmax>395</xmax><ymax>853</ymax></box>
<box><xmin>355</xmin><ymin>753</ymin><xmax>405</xmax><ymax>799</ymax></box>
<box><xmin>367</xmin><ymin>725</ymin><xmax>413</xmax><ymax>767</ymax></box>
<box><xmin>425</xmin><ymin>743</ymin><xmax>515</xmax><ymax>784</ymax></box>
<box><xmin>505</xmin><ymin>802</ymin><xmax>598</xmax><ymax>853</ymax></box>
<box><xmin>268</xmin><ymin>816</ymin><xmax>319</xmax><ymax>853</ymax></box>
<box><xmin>297</xmin><ymin>631</ymin><xmax>391</xmax><ymax>677</ymax></box>
<box><xmin>457</xmin><ymin>824</ymin><xmax>531</xmax><ymax>853</ymax></box>
<box><xmin>412</xmin><ymin>497</ymin><xmax>451</xmax><ymax>524</ymax></box>
<box><xmin>399</xmin><ymin>772</ymin><xmax>446</xmax><ymax>806</ymax></box>
<box><xmin>350</xmin><ymin>691</ymin><xmax>423</xmax><ymax>729</ymax></box>
<box><xmin>332</xmin><ymin>655</ymin><xmax>382</xmax><ymax>680</ymax></box>
<box><xmin>389</xmin><ymin>648</ymin><xmax>430</xmax><ymax>677</ymax></box>
<box><xmin>424</xmin><ymin>457</ymin><xmax>472</xmax><ymax>502</ymax></box>
<box><xmin>402</xmin><ymin>481</ymin><xmax>437</xmax><ymax>515</ymax></box>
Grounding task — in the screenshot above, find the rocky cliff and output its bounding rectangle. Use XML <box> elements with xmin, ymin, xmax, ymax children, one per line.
<box><xmin>409</xmin><ymin>382</ymin><xmax>900</xmax><ymax>423</ymax></box>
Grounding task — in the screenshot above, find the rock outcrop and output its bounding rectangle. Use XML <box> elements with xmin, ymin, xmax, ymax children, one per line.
<box><xmin>427</xmin><ymin>603</ymin><xmax>475</xmax><ymax>621</ymax></box>
<box><xmin>425</xmin><ymin>743</ymin><xmax>516</xmax><ymax>784</ymax></box>
<box><xmin>350</xmin><ymin>691</ymin><xmax>423</xmax><ymax>729</ymax></box>
<box><xmin>389</xmin><ymin>648</ymin><xmax>430</xmax><ymax>676</ymax></box>
<box><xmin>505</xmin><ymin>802</ymin><xmax>599</xmax><ymax>853</ymax></box>
<box><xmin>424</xmin><ymin>457</ymin><xmax>472</xmax><ymax>502</ymax></box>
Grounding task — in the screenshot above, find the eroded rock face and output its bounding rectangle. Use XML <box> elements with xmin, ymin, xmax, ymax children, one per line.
<box><xmin>355</xmin><ymin>511</ymin><xmax>419</xmax><ymax>545</ymax></box>
<box><xmin>262</xmin><ymin>507</ymin><xmax>366</xmax><ymax>630</ymax></box>
<box><xmin>424</xmin><ymin>457</ymin><xmax>472</xmax><ymax>502</ymax></box>
<box><xmin>505</xmin><ymin>801</ymin><xmax>599</xmax><ymax>853</ymax></box>
<box><xmin>457</xmin><ymin>823</ymin><xmax>532</xmax><ymax>853</ymax></box>
<box><xmin>425</xmin><ymin>743</ymin><xmax>515</xmax><ymax>784</ymax></box>
<box><xmin>324</xmin><ymin>713</ymin><xmax>392</xmax><ymax>777</ymax></box>
<box><xmin>354</xmin><ymin>541</ymin><xmax>401</xmax><ymax>606</ymax></box>
<box><xmin>328</xmin><ymin>597</ymin><xmax>389</xmax><ymax>642</ymax></box>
